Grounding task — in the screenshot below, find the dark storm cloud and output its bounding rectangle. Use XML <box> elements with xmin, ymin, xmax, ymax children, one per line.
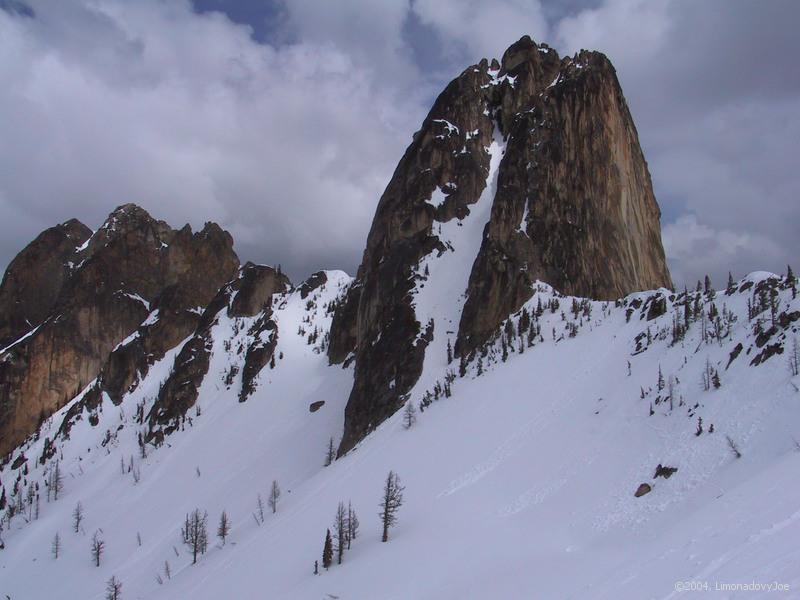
<box><xmin>0</xmin><ymin>0</ymin><xmax>797</xmax><ymax>289</ymax></box>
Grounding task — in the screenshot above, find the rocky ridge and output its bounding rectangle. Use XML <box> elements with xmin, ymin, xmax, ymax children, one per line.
<box><xmin>0</xmin><ymin>204</ymin><xmax>239</xmax><ymax>456</ymax></box>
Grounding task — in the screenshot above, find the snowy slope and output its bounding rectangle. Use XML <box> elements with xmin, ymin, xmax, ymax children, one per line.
<box><xmin>1</xmin><ymin>270</ymin><xmax>799</xmax><ymax>600</ymax></box>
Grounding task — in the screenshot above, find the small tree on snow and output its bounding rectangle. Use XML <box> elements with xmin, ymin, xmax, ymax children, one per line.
<box><xmin>333</xmin><ymin>501</ymin><xmax>347</xmax><ymax>565</ymax></box>
<box><xmin>50</xmin><ymin>460</ymin><xmax>64</xmax><ymax>501</ymax></box>
<box><xmin>402</xmin><ymin>401</ymin><xmax>417</xmax><ymax>430</ymax></box>
<box><xmin>217</xmin><ymin>510</ymin><xmax>229</xmax><ymax>546</ymax></box>
<box><xmin>789</xmin><ymin>337</ymin><xmax>799</xmax><ymax>377</ymax></box>
<box><xmin>711</xmin><ymin>369</ymin><xmax>721</xmax><ymax>389</ymax></box>
<box><xmin>379</xmin><ymin>471</ymin><xmax>404</xmax><ymax>543</ymax></box>
<box><xmin>702</xmin><ymin>357</ymin><xmax>714</xmax><ymax>391</ymax></box>
<box><xmin>91</xmin><ymin>531</ymin><xmax>105</xmax><ymax>567</ymax></box>
<box><xmin>105</xmin><ymin>575</ymin><xmax>122</xmax><ymax>600</ymax></box>
<box><xmin>73</xmin><ymin>501</ymin><xmax>84</xmax><ymax>533</ymax></box>
<box><xmin>324</xmin><ymin>437</ymin><xmax>336</xmax><ymax>467</ymax></box>
<box><xmin>256</xmin><ymin>494</ymin><xmax>266</xmax><ymax>523</ymax></box>
<box><xmin>51</xmin><ymin>532</ymin><xmax>61</xmax><ymax>559</ymax></box>
<box><xmin>346</xmin><ymin>501</ymin><xmax>359</xmax><ymax>549</ymax></box>
<box><xmin>726</xmin><ymin>435</ymin><xmax>742</xmax><ymax>459</ymax></box>
<box><xmin>322</xmin><ymin>529</ymin><xmax>333</xmax><ymax>570</ymax></box>
<box><xmin>181</xmin><ymin>509</ymin><xmax>208</xmax><ymax>564</ymax></box>
<box><xmin>268</xmin><ymin>480</ymin><xmax>281</xmax><ymax>514</ymax></box>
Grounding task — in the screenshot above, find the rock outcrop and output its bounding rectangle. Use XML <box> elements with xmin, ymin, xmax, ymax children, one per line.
<box><xmin>457</xmin><ymin>43</ymin><xmax>671</xmax><ymax>356</ymax></box>
<box><xmin>0</xmin><ymin>219</ymin><xmax>91</xmax><ymax>348</ymax></box>
<box><xmin>146</xmin><ymin>263</ymin><xmax>289</xmax><ymax>441</ymax></box>
<box><xmin>330</xmin><ymin>36</ymin><xmax>672</xmax><ymax>455</ymax></box>
<box><xmin>0</xmin><ymin>204</ymin><xmax>239</xmax><ymax>456</ymax></box>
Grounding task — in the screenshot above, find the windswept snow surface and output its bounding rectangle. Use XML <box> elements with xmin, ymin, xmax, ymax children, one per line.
<box><xmin>1</xmin><ymin>272</ymin><xmax>799</xmax><ymax>599</ymax></box>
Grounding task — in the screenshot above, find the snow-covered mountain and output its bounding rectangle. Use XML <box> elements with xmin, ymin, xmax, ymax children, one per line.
<box><xmin>1</xmin><ymin>268</ymin><xmax>798</xmax><ymax>599</ymax></box>
<box><xmin>1</xmin><ymin>35</ymin><xmax>799</xmax><ymax>600</ymax></box>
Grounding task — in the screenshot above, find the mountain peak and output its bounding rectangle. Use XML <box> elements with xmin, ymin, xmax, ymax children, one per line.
<box><xmin>331</xmin><ymin>35</ymin><xmax>671</xmax><ymax>454</ymax></box>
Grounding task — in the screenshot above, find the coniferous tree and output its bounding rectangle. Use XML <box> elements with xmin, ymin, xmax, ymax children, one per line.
<box><xmin>73</xmin><ymin>501</ymin><xmax>84</xmax><ymax>533</ymax></box>
<box><xmin>712</xmin><ymin>369</ymin><xmax>721</xmax><ymax>389</ymax></box>
<box><xmin>256</xmin><ymin>494</ymin><xmax>266</xmax><ymax>523</ymax></box>
<box><xmin>726</xmin><ymin>272</ymin><xmax>735</xmax><ymax>294</ymax></box>
<box><xmin>657</xmin><ymin>365</ymin><xmax>665</xmax><ymax>391</ymax></box>
<box><xmin>181</xmin><ymin>509</ymin><xmax>208</xmax><ymax>564</ymax></box>
<box><xmin>51</xmin><ymin>460</ymin><xmax>64</xmax><ymax>501</ymax></box>
<box><xmin>702</xmin><ymin>357</ymin><xmax>714</xmax><ymax>391</ymax></box>
<box><xmin>402</xmin><ymin>402</ymin><xmax>417</xmax><ymax>430</ymax></box>
<box><xmin>91</xmin><ymin>531</ymin><xmax>105</xmax><ymax>567</ymax></box>
<box><xmin>324</xmin><ymin>437</ymin><xmax>336</xmax><ymax>467</ymax></box>
<box><xmin>51</xmin><ymin>532</ymin><xmax>61</xmax><ymax>559</ymax></box>
<box><xmin>446</xmin><ymin>339</ymin><xmax>453</xmax><ymax>364</ymax></box>
<box><xmin>217</xmin><ymin>510</ymin><xmax>229</xmax><ymax>545</ymax></box>
<box><xmin>726</xmin><ymin>435</ymin><xmax>742</xmax><ymax>458</ymax></box>
<box><xmin>789</xmin><ymin>337</ymin><xmax>800</xmax><ymax>377</ymax></box>
<box><xmin>334</xmin><ymin>502</ymin><xmax>347</xmax><ymax>565</ymax></box>
<box><xmin>322</xmin><ymin>529</ymin><xmax>333</xmax><ymax>570</ymax></box>
<box><xmin>379</xmin><ymin>471</ymin><xmax>404</xmax><ymax>543</ymax></box>
<box><xmin>105</xmin><ymin>575</ymin><xmax>122</xmax><ymax>600</ymax></box>
<box><xmin>683</xmin><ymin>287</ymin><xmax>691</xmax><ymax>328</ymax></box>
<box><xmin>269</xmin><ymin>480</ymin><xmax>281</xmax><ymax>514</ymax></box>
<box><xmin>347</xmin><ymin>501</ymin><xmax>359</xmax><ymax>549</ymax></box>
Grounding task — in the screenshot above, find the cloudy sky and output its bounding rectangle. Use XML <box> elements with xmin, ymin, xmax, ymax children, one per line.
<box><xmin>0</xmin><ymin>0</ymin><xmax>797</xmax><ymax>289</ymax></box>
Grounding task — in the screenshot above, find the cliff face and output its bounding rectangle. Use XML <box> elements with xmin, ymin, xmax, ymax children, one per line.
<box><xmin>0</xmin><ymin>204</ymin><xmax>239</xmax><ymax>456</ymax></box>
<box><xmin>145</xmin><ymin>262</ymin><xmax>290</xmax><ymax>442</ymax></box>
<box><xmin>0</xmin><ymin>219</ymin><xmax>92</xmax><ymax>349</ymax></box>
<box><xmin>330</xmin><ymin>36</ymin><xmax>671</xmax><ymax>454</ymax></box>
<box><xmin>457</xmin><ymin>44</ymin><xmax>671</xmax><ymax>357</ymax></box>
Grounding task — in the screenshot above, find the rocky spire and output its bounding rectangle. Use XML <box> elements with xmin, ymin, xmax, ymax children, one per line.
<box><xmin>330</xmin><ymin>36</ymin><xmax>671</xmax><ymax>455</ymax></box>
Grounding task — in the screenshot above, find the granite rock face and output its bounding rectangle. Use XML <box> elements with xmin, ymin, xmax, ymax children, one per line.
<box><xmin>0</xmin><ymin>219</ymin><xmax>92</xmax><ymax>349</ymax></box>
<box><xmin>330</xmin><ymin>36</ymin><xmax>671</xmax><ymax>454</ymax></box>
<box><xmin>0</xmin><ymin>204</ymin><xmax>239</xmax><ymax>456</ymax></box>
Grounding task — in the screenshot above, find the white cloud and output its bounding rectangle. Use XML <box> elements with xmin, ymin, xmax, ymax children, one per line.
<box><xmin>663</xmin><ymin>214</ymin><xmax>783</xmax><ymax>289</ymax></box>
<box><xmin>0</xmin><ymin>0</ymin><xmax>797</xmax><ymax>291</ymax></box>
<box><xmin>412</xmin><ymin>0</ymin><xmax>549</xmax><ymax>62</ymax></box>
<box><xmin>0</xmin><ymin>0</ymin><xmax>426</xmax><ymax>279</ymax></box>
<box><xmin>555</xmin><ymin>0</ymin><xmax>671</xmax><ymax>69</ymax></box>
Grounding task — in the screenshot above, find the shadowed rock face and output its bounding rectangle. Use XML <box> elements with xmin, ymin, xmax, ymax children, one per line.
<box><xmin>0</xmin><ymin>204</ymin><xmax>239</xmax><ymax>456</ymax></box>
<box><xmin>146</xmin><ymin>263</ymin><xmax>290</xmax><ymax>441</ymax></box>
<box><xmin>0</xmin><ymin>219</ymin><xmax>92</xmax><ymax>348</ymax></box>
<box><xmin>330</xmin><ymin>36</ymin><xmax>671</xmax><ymax>455</ymax></box>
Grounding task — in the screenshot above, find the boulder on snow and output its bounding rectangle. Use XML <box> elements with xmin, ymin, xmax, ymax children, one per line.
<box><xmin>634</xmin><ymin>483</ymin><xmax>652</xmax><ymax>497</ymax></box>
<box><xmin>309</xmin><ymin>400</ymin><xmax>325</xmax><ymax>413</ymax></box>
<box><xmin>653</xmin><ymin>464</ymin><xmax>678</xmax><ymax>479</ymax></box>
